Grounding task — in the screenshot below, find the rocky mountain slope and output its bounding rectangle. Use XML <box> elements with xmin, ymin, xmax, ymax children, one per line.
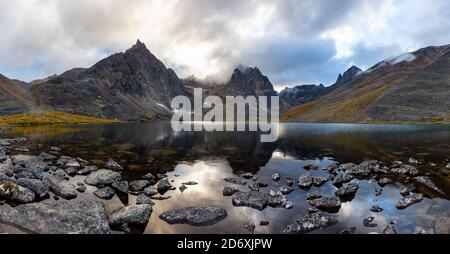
<box><xmin>279</xmin><ymin>66</ymin><xmax>362</xmax><ymax>109</ymax></box>
<box><xmin>0</xmin><ymin>74</ymin><xmax>34</xmax><ymax>115</ymax></box>
<box><xmin>282</xmin><ymin>45</ymin><xmax>450</xmax><ymax>123</ymax></box>
<box><xmin>29</xmin><ymin>40</ymin><xmax>189</xmax><ymax>121</ymax></box>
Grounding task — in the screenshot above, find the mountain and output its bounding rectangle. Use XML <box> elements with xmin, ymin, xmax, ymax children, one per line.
<box><xmin>30</xmin><ymin>40</ymin><xmax>190</xmax><ymax>121</ymax></box>
<box><xmin>282</xmin><ymin>45</ymin><xmax>450</xmax><ymax>123</ymax></box>
<box><xmin>279</xmin><ymin>66</ymin><xmax>362</xmax><ymax>109</ymax></box>
<box><xmin>223</xmin><ymin>66</ymin><xmax>277</xmax><ymax>97</ymax></box>
<box><xmin>0</xmin><ymin>74</ymin><xmax>34</xmax><ymax>115</ymax></box>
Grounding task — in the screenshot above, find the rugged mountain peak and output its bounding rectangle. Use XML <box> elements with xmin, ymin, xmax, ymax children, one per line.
<box><xmin>334</xmin><ymin>65</ymin><xmax>362</xmax><ymax>86</ymax></box>
<box><xmin>226</xmin><ymin>65</ymin><xmax>276</xmax><ymax>96</ymax></box>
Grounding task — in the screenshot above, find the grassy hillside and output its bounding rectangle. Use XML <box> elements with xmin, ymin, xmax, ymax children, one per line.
<box><xmin>0</xmin><ymin>111</ymin><xmax>122</xmax><ymax>127</ymax></box>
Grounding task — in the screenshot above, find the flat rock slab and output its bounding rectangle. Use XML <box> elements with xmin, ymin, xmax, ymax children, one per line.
<box><xmin>159</xmin><ymin>207</ymin><xmax>227</xmax><ymax>226</ymax></box>
<box><xmin>109</xmin><ymin>204</ymin><xmax>152</xmax><ymax>226</ymax></box>
<box><xmin>232</xmin><ymin>191</ymin><xmax>269</xmax><ymax>210</ymax></box>
<box><xmin>0</xmin><ymin>200</ymin><xmax>110</xmax><ymax>234</ymax></box>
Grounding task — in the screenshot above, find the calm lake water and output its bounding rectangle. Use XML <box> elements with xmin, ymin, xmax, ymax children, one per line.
<box><xmin>4</xmin><ymin>122</ymin><xmax>450</xmax><ymax>234</ymax></box>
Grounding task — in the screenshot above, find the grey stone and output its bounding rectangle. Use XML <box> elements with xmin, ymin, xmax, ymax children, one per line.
<box><xmin>282</xmin><ymin>213</ymin><xmax>338</xmax><ymax>234</ymax></box>
<box><xmin>94</xmin><ymin>187</ymin><xmax>115</xmax><ymax>200</ymax></box>
<box><xmin>11</xmin><ymin>155</ymin><xmax>48</xmax><ymax>179</ymax></box>
<box><xmin>77</xmin><ymin>165</ymin><xmax>98</xmax><ymax>175</ymax></box>
<box><xmin>307</xmin><ymin>196</ymin><xmax>341</xmax><ymax>213</ymax></box>
<box><xmin>223</xmin><ymin>177</ymin><xmax>247</xmax><ymax>185</ymax></box>
<box><xmin>46</xmin><ymin>176</ymin><xmax>77</xmax><ymax>200</ymax></box>
<box><xmin>0</xmin><ymin>182</ymin><xmax>35</xmax><ymax>204</ymax></box>
<box><xmin>156</xmin><ymin>179</ymin><xmax>172</xmax><ymax>193</ymax></box>
<box><xmin>0</xmin><ymin>200</ymin><xmax>110</xmax><ymax>234</ymax></box>
<box><xmin>84</xmin><ymin>169</ymin><xmax>121</xmax><ymax>186</ymax></box>
<box><xmin>232</xmin><ymin>191</ymin><xmax>269</xmax><ymax>210</ymax></box>
<box><xmin>396</xmin><ymin>193</ymin><xmax>423</xmax><ymax>209</ymax></box>
<box><xmin>335</xmin><ymin>182</ymin><xmax>359</xmax><ymax>201</ymax></box>
<box><xmin>160</xmin><ymin>207</ymin><xmax>227</xmax><ymax>226</ymax></box>
<box><xmin>136</xmin><ymin>193</ymin><xmax>154</xmax><ymax>205</ymax></box>
<box><xmin>105</xmin><ymin>159</ymin><xmax>123</xmax><ymax>171</ymax></box>
<box><xmin>223</xmin><ymin>186</ymin><xmax>239</xmax><ymax>196</ymax></box>
<box><xmin>390</xmin><ymin>164</ymin><xmax>419</xmax><ymax>176</ymax></box>
<box><xmin>108</xmin><ymin>204</ymin><xmax>152</xmax><ymax>226</ymax></box>
<box><xmin>15</xmin><ymin>178</ymin><xmax>49</xmax><ymax>198</ymax></box>
<box><xmin>112</xmin><ymin>181</ymin><xmax>129</xmax><ymax>194</ymax></box>
<box><xmin>298</xmin><ymin>173</ymin><xmax>313</xmax><ymax>188</ymax></box>
<box><xmin>129</xmin><ymin>180</ymin><xmax>150</xmax><ymax>192</ymax></box>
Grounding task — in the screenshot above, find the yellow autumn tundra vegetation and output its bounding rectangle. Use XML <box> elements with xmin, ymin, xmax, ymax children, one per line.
<box><xmin>0</xmin><ymin>111</ymin><xmax>122</xmax><ymax>127</ymax></box>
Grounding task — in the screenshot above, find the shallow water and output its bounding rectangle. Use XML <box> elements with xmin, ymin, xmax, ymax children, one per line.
<box><xmin>4</xmin><ymin>122</ymin><xmax>450</xmax><ymax>234</ymax></box>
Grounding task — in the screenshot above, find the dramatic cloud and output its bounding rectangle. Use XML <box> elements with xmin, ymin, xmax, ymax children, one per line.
<box><xmin>1</xmin><ymin>0</ymin><xmax>449</xmax><ymax>89</ymax></box>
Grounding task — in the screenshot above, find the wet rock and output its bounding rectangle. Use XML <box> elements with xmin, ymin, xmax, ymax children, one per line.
<box><xmin>247</xmin><ymin>181</ymin><xmax>259</xmax><ymax>191</ymax></box>
<box><xmin>307</xmin><ymin>196</ymin><xmax>341</xmax><ymax>213</ymax></box>
<box><xmin>77</xmin><ymin>165</ymin><xmax>98</xmax><ymax>175</ymax></box>
<box><xmin>129</xmin><ymin>180</ymin><xmax>150</xmax><ymax>192</ymax></box>
<box><xmin>374</xmin><ymin>186</ymin><xmax>383</xmax><ymax>196</ymax></box>
<box><xmin>282</xmin><ymin>213</ymin><xmax>338</xmax><ymax>234</ymax></box>
<box><xmin>286</xmin><ymin>178</ymin><xmax>294</xmax><ymax>186</ymax></box>
<box><xmin>93</xmin><ymin>187</ymin><xmax>115</xmax><ymax>200</ymax></box>
<box><xmin>223</xmin><ymin>186</ymin><xmax>239</xmax><ymax>196</ymax></box>
<box><xmin>413</xmin><ymin>176</ymin><xmax>444</xmax><ymax>195</ymax></box>
<box><xmin>306</xmin><ymin>192</ymin><xmax>322</xmax><ymax>200</ymax></box>
<box><xmin>339</xmin><ymin>163</ymin><xmax>356</xmax><ymax>171</ymax></box>
<box><xmin>50</xmin><ymin>146</ymin><xmax>61</xmax><ymax>152</ymax></box>
<box><xmin>346</xmin><ymin>161</ymin><xmax>378</xmax><ymax>176</ymax></box>
<box><xmin>390</xmin><ymin>164</ymin><xmax>419</xmax><ymax>176</ymax></box>
<box><xmin>244</xmin><ymin>222</ymin><xmax>256</xmax><ymax>233</ymax></box>
<box><xmin>308</xmin><ymin>207</ymin><xmax>319</xmax><ymax>214</ymax></box>
<box><xmin>409</xmin><ymin>157</ymin><xmax>419</xmax><ymax>165</ymax></box>
<box><xmin>363</xmin><ymin>217</ymin><xmax>377</xmax><ymax>227</ymax></box>
<box><xmin>142</xmin><ymin>173</ymin><xmax>156</xmax><ymax>182</ymax></box>
<box><xmin>143</xmin><ymin>186</ymin><xmax>158</xmax><ymax>197</ymax></box>
<box><xmin>182</xmin><ymin>181</ymin><xmax>198</xmax><ymax>185</ymax></box>
<box><xmin>435</xmin><ymin>217</ymin><xmax>450</xmax><ymax>234</ymax></box>
<box><xmin>413</xmin><ymin>226</ymin><xmax>434</xmax><ymax>234</ymax></box>
<box><xmin>0</xmin><ymin>182</ymin><xmax>35</xmax><ymax>204</ymax></box>
<box><xmin>378</xmin><ymin>177</ymin><xmax>392</xmax><ymax>186</ymax></box>
<box><xmin>105</xmin><ymin>159</ymin><xmax>123</xmax><ymax>171</ymax></box>
<box><xmin>156</xmin><ymin>179</ymin><xmax>172</xmax><ymax>193</ymax></box>
<box><xmin>382</xmin><ymin>225</ymin><xmax>398</xmax><ymax>234</ymax></box>
<box><xmin>11</xmin><ymin>155</ymin><xmax>48</xmax><ymax>179</ymax></box>
<box><xmin>339</xmin><ymin>227</ymin><xmax>357</xmax><ymax>234</ymax></box>
<box><xmin>446</xmin><ymin>163</ymin><xmax>450</xmax><ymax>169</ymax></box>
<box><xmin>76</xmin><ymin>185</ymin><xmax>86</xmax><ymax>193</ymax></box>
<box><xmin>15</xmin><ymin>178</ymin><xmax>49</xmax><ymax>198</ymax></box>
<box><xmin>241</xmin><ymin>173</ymin><xmax>253</xmax><ymax>179</ymax></box>
<box><xmin>56</xmin><ymin>156</ymin><xmax>72</xmax><ymax>167</ymax></box>
<box><xmin>39</xmin><ymin>152</ymin><xmax>56</xmax><ymax>161</ymax></box>
<box><xmin>280</xmin><ymin>186</ymin><xmax>293</xmax><ymax>195</ymax></box>
<box><xmin>304</xmin><ymin>164</ymin><xmax>318</xmax><ymax>170</ymax></box>
<box><xmin>223</xmin><ymin>177</ymin><xmax>247</xmax><ymax>185</ymax></box>
<box><xmin>109</xmin><ymin>204</ymin><xmax>152</xmax><ymax>227</ymax></box>
<box><xmin>429</xmin><ymin>162</ymin><xmax>437</xmax><ymax>167</ymax></box>
<box><xmin>285</xmin><ymin>201</ymin><xmax>293</xmax><ymax>209</ymax></box>
<box><xmin>232</xmin><ymin>191</ymin><xmax>269</xmax><ymax>210</ymax></box>
<box><xmin>335</xmin><ymin>183</ymin><xmax>359</xmax><ymax>201</ymax></box>
<box><xmin>14</xmin><ymin>148</ymin><xmax>30</xmax><ymax>153</ymax></box>
<box><xmin>112</xmin><ymin>181</ymin><xmax>128</xmax><ymax>194</ymax></box>
<box><xmin>156</xmin><ymin>173</ymin><xmax>167</xmax><ymax>180</ymax></box>
<box><xmin>0</xmin><ymin>200</ymin><xmax>110</xmax><ymax>234</ymax></box>
<box><xmin>313</xmin><ymin>176</ymin><xmax>328</xmax><ymax>187</ymax></box>
<box><xmin>53</xmin><ymin>169</ymin><xmax>69</xmax><ymax>180</ymax></box>
<box><xmin>65</xmin><ymin>160</ymin><xmax>81</xmax><ymax>168</ymax></box>
<box><xmin>160</xmin><ymin>207</ymin><xmax>227</xmax><ymax>226</ymax></box>
<box><xmin>0</xmin><ymin>147</ymin><xmax>7</xmax><ymax>162</ymax></box>
<box><xmin>370</xmin><ymin>205</ymin><xmax>384</xmax><ymax>212</ymax></box>
<box><xmin>46</xmin><ymin>176</ymin><xmax>77</xmax><ymax>200</ymax></box>
<box><xmin>268</xmin><ymin>193</ymin><xmax>288</xmax><ymax>208</ymax></box>
<box><xmin>332</xmin><ymin>172</ymin><xmax>352</xmax><ymax>187</ymax></box>
<box><xmin>298</xmin><ymin>173</ymin><xmax>313</xmax><ymax>189</ymax></box>
<box><xmin>272</xmin><ymin>173</ymin><xmax>280</xmax><ymax>181</ymax></box>
<box><xmin>63</xmin><ymin>167</ymin><xmax>77</xmax><ymax>176</ymax></box>
<box><xmin>255</xmin><ymin>180</ymin><xmax>268</xmax><ymax>187</ymax></box>
<box><xmin>400</xmin><ymin>187</ymin><xmax>412</xmax><ymax>196</ymax></box>
<box><xmin>396</xmin><ymin>193</ymin><xmax>423</xmax><ymax>210</ymax></box>
<box><xmin>179</xmin><ymin>184</ymin><xmax>187</xmax><ymax>193</ymax></box>
<box><xmin>136</xmin><ymin>193</ymin><xmax>154</xmax><ymax>205</ymax></box>
<box><xmin>84</xmin><ymin>169</ymin><xmax>121</xmax><ymax>186</ymax></box>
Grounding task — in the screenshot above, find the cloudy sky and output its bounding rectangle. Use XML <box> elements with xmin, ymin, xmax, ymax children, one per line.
<box><xmin>1</xmin><ymin>0</ymin><xmax>450</xmax><ymax>90</ymax></box>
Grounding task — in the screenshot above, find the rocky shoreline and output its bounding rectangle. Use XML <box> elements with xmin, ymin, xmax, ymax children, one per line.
<box><xmin>0</xmin><ymin>135</ymin><xmax>449</xmax><ymax>234</ymax></box>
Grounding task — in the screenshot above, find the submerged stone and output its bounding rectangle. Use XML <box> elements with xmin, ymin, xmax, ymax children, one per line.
<box><xmin>159</xmin><ymin>207</ymin><xmax>227</xmax><ymax>226</ymax></box>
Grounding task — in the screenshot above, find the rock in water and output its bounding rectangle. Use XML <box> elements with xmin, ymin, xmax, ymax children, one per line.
<box><xmin>223</xmin><ymin>177</ymin><xmax>247</xmax><ymax>185</ymax></box>
<box><xmin>413</xmin><ymin>176</ymin><xmax>444</xmax><ymax>195</ymax></box>
<box><xmin>282</xmin><ymin>213</ymin><xmax>338</xmax><ymax>234</ymax></box>
<box><xmin>112</xmin><ymin>181</ymin><xmax>129</xmax><ymax>194</ymax></box>
<box><xmin>223</xmin><ymin>187</ymin><xmax>239</xmax><ymax>196</ymax></box>
<box><xmin>390</xmin><ymin>164</ymin><xmax>419</xmax><ymax>176</ymax></box>
<box><xmin>77</xmin><ymin>165</ymin><xmax>98</xmax><ymax>175</ymax></box>
<box><xmin>156</xmin><ymin>179</ymin><xmax>172</xmax><ymax>193</ymax></box>
<box><xmin>46</xmin><ymin>176</ymin><xmax>77</xmax><ymax>200</ymax></box>
<box><xmin>382</xmin><ymin>225</ymin><xmax>398</xmax><ymax>234</ymax></box>
<box><xmin>298</xmin><ymin>173</ymin><xmax>313</xmax><ymax>189</ymax></box>
<box><xmin>272</xmin><ymin>173</ymin><xmax>280</xmax><ymax>181</ymax></box>
<box><xmin>136</xmin><ymin>193</ymin><xmax>154</xmax><ymax>205</ymax></box>
<box><xmin>363</xmin><ymin>217</ymin><xmax>377</xmax><ymax>227</ymax></box>
<box><xmin>84</xmin><ymin>169</ymin><xmax>121</xmax><ymax>186</ymax></box>
<box><xmin>304</xmin><ymin>164</ymin><xmax>318</xmax><ymax>170</ymax></box>
<box><xmin>313</xmin><ymin>176</ymin><xmax>328</xmax><ymax>187</ymax></box>
<box><xmin>0</xmin><ymin>200</ymin><xmax>110</xmax><ymax>234</ymax></box>
<box><xmin>307</xmin><ymin>196</ymin><xmax>341</xmax><ymax>213</ymax></box>
<box><xmin>159</xmin><ymin>207</ymin><xmax>227</xmax><ymax>226</ymax></box>
<box><xmin>15</xmin><ymin>178</ymin><xmax>49</xmax><ymax>198</ymax></box>
<box><xmin>105</xmin><ymin>159</ymin><xmax>123</xmax><ymax>171</ymax></box>
<box><xmin>94</xmin><ymin>187</ymin><xmax>116</xmax><ymax>200</ymax></box>
<box><xmin>335</xmin><ymin>183</ymin><xmax>359</xmax><ymax>201</ymax></box>
<box><xmin>108</xmin><ymin>204</ymin><xmax>152</xmax><ymax>226</ymax></box>
<box><xmin>370</xmin><ymin>205</ymin><xmax>384</xmax><ymax>212</ymax></box>
<box><xmin>396</xmin><ymin>193</ymin><xmax>423</xmax><ymax>209</ymax></box>
<box><xmin>129</xmin><ymin>180</ymin><xmax>150</xmax><ymax>192</ymax></box>
<box><xmin>232</xmin><ymin>191</ymin><xmax>269</xmax><ymax>210</ymax></box>
<box><xmin>10</xmin><ymin>155</ymin><xmax>48</xmax><ymax>179</ymax></box>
